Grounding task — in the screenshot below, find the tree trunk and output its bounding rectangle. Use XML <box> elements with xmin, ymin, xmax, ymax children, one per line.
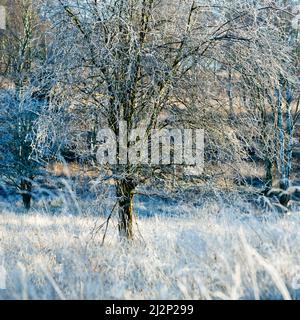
<box><xmin>116</xmin><ymin>178</ymin><xmax>136</xmax><ymax>240</ymax></box>
<box><xmin>264</xmin><ymin>158</ymin><xmax>273</xmax><ymax>189</ymax></box>
<box><xmin>20</xmin><ymin>178</ymin><xmax>32</xmax><ymax>210</ymax></box>
<box><xmin>260</xmin><ymin>97</ymin><xmax>273</xmax><ymax>190</ymax></box>
<box><xmin>227</xmin><ymin>68</ymin><xmax>234</xmax><ymax>119</ymax></box>
<box><xmin>276</xmin><ymin>86</ymin><xmax>288</xmax><ymax>190</ymax></box>
<box><xmin>285</xmin><ymin>85</ymin><xmax>293</xmax><ymax>185</ymax></box>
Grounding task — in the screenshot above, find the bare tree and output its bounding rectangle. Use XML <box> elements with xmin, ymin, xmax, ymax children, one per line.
<box><xmin>0</xmin><ymin>0</ymin><xmax>51</xmax><ymax>209</ymax></box>
<box><xmin>34</xmin><ymin>0</ymin><xmax>299</xmax><ymax>237</ymax></box>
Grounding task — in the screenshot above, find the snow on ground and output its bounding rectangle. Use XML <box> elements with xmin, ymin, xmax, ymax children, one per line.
<box><xmin>0</xmin><ymin>202</ymin><xmax>300</xmax><ymax>300</ymax></box>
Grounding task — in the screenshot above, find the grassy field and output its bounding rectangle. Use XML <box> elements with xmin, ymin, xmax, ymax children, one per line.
<box><xmin>1</xmin><ymin>200</ymin><xmax>300</xmax><ymax>300</ymax></box>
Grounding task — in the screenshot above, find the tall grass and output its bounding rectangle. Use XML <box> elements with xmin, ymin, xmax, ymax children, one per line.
<box><xmin>0</xmin><ymin>200</ymin><xmax>300</xmax><ymax>300</ymax></box>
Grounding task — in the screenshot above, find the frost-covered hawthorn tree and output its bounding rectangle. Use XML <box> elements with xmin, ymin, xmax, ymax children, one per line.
<box><xmin>0</xmin><ymin>0</ymin><xmax>52</xmax><ymax>209</ymax></box>
<box><xmin>177</xmin><ymin>0</ymin><xmax>299</xmax><ymax>192</ymax></box>
<box><xmin>36</xmin><ymin>0</ymin><xmax>299</xmax><ymax>237</ymax></box>
<box><xmin>0</xmin><ymin>90</ymin><xmax>43</xmax><ymax>209</ymax></box>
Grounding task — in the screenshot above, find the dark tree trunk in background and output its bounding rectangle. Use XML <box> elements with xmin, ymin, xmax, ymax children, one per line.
<box><xmin>264</xmin><ymin>158</ymin><xmax>273</xmax><ymax>189</ymax></box>
<box><xmin>276</xmin><ymin>86</ymin><xmax>287</xmax><ymax>190</ymax></box>
<box><xmin>20</xmin><ymin>178</ymin><xmax>32</xmax><ymax>210</ymax></box>
<box><xmin>285</xmin><ymin>84</ymin><xmax>293</xmax><ymax>189</ymax></box>
<box><xmin>227</xmin><ymin>68</ymin><xmax>234</xmax><ymax>118</ymax></box>
<box><xmin>260</xmin><ymin>99</ymin><xmax>274</xmax><ymax>191</ymax></box>
<box><xmin>116</xmin><ymin>178</ymin><xmax>136</xmax><ymax>240</ymax></box>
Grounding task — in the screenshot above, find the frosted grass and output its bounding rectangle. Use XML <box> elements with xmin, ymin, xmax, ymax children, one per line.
<box><xmin>0</xmin><ymin>204</ymin><xmax>300</xmax><ymax>300</ymax></box>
